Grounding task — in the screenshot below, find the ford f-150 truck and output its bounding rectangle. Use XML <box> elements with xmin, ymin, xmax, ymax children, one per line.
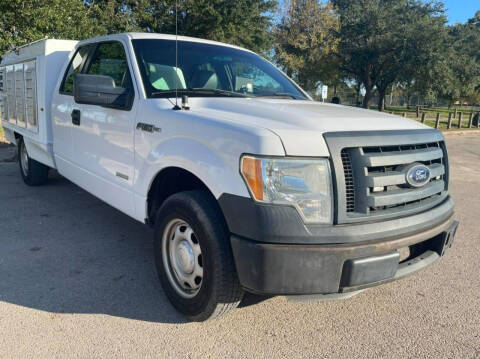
<box><xmin>0</xmin><ymin>33</ymin><xmax>458</xmax><ymax>321</ymax></box>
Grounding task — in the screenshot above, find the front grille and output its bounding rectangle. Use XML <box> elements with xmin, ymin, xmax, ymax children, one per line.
<box><xmin>358</xmin><ymin>142</ymin><xmax>445</xmax><ymax>214</ymax></box>
<box><xmin>343</xmin><ymin>141</ymin><xmax>446</xmax><ymax>215</ymax></box>
<box><xmin>341</xmin><ymin>150</ymin><xmax>355</xmax><ymax>212</ymax></box>
<box><xmin>324</xmin><ymin>130</ymin><xmax>449</xmax><ymax>224</ymax></box>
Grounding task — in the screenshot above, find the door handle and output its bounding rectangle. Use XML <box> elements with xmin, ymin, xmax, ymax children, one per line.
<box><xmin>71</xmin><ymin>109</ymin><xmax>81</xmax><ymax>126</ymax></box>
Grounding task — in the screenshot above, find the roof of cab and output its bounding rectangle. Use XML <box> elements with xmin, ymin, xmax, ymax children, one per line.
<box><xmin>75</xmin><ymin>32</ymin><xmax>254</xmax><ymax>54</ymax></box>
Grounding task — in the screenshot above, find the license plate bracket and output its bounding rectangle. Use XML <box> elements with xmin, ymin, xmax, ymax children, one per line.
<box><xmin>437</xmin><ymin>221</ymin><xmax>459</xmax><ymax>256</ymax></box>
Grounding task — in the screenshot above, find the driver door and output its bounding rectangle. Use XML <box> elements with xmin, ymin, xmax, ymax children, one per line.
<box><xmin>71</xmin><ymin>41</ymin><xmax>138</xmax><ymax>216</ymax></box>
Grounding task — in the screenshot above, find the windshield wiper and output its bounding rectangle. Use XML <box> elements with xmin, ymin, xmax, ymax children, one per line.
<box><xmin>255</xmin><ymin>92</ymin><xmax>302</xmax><ymax>100</ymax></box>
<box><xmin>190</xmin><ymin>88</ymin><xmax>253</xmax><ymax>97</ymax></box>
<box><xmin>151</xmin><ymin>88</ymin><xmax>251</xmax><ymax>98</ymax></box>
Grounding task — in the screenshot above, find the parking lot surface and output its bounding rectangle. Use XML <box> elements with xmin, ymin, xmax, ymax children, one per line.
<box><xmin>0</xmin><ymin>134</ymin><xmax>479</xmax><ymax>358</ymax></box>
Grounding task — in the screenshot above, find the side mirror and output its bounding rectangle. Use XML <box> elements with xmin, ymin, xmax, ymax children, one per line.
<box><xmin>74</xmin><ymin>74</ymin><xmax>133</xmax><ymax>110</ymax></box>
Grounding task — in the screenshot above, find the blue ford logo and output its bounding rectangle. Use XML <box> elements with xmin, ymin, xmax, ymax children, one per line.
<box><xmin>405</xmin><ymin>164</ymin><xmax>431</xmax><ymax>188</ymax></box>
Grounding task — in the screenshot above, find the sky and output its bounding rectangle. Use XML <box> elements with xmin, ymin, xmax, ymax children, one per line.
<box><xmin>443</xmin><ymin>0</ymin><xmax>479</xmax><ymax>24</ymax></box>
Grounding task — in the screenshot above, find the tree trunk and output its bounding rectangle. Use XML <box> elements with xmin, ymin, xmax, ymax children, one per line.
<box><xmin>354</xmin><ymin>80</ymin><xmax>361</xmax><ymax>106</ymax></box>
<box><xmin>377</xmin><ymin>88</ymin><xmax>387</xmax><ymax>111</ymax></box>
<box><xmin>362</xmin><ymin>84</ymin><xmax>372</xmax><ymax>109</ymax></box>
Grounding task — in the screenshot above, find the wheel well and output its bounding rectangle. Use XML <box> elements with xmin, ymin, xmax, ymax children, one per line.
<box><xmin>147</xmin><ymin>167</ymin><xmax>216</xmax><ymax>225</ymax></box>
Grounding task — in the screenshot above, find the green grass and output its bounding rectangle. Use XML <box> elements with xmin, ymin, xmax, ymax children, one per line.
<box><xmin>369</xmin><ymin>105</ymin><xmax>478</xmax><ymax>116</ymax></box>
<box><xmin>366</xmin><ymin>105</ymin><xmax>480</xmax><ymax>130</ymax></box>
<box><xmin>377</xmin><ymin>109</ymin><xmax>479</xmax><ymax>130</ymax></box>
<box><xmin>424</xmin><ymin>119</ymin><xmax>449</xmax><ymax>129</ymax></box>
<box><xmin>369</xmin><ymin>105</ymin><xmax>415</xmax><ymax>113</ymax></box>
<box><xmin>0</xmin><ymin>125</ymin><xmax>4</xmax><ymax>140</ymax></box>
<box><xmin>426</xmin><ymin>106</ymin><xmax>473</xmax><ymax>113</ymax></box>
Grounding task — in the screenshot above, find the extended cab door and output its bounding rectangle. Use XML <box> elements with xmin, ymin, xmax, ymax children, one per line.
<box><xmin>52</xmin><ymin>45</ymin><xmax>93</xmax><ymax>163</ymax></box>
<box><xmin>70</xmin><ymin>41</ymin><xmax>138</xmax><ymax>217</ymax></box>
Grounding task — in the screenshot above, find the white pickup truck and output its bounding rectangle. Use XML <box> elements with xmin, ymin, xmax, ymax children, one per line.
<box><xmin>0</xmin><ymin>33</ymin><xmax>458</xmax><ymax>321</ymax></box>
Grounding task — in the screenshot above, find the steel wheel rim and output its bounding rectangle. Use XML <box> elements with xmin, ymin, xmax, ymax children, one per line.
<box><xmin>20</xmin><ymin>142</ymin><xmax>29</xmax><ymax>177</ymax></box>
<box><xmin>162</xmin><ymin>219</ymin><xmax>204</xmax><ymax>298</ymax></box>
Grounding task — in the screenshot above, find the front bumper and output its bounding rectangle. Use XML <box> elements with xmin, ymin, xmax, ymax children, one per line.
<box><xmin>231</xmin><ymin>218</ymin><xmax>458</xmax><ymax>295</ymax></box>
<box><xmin>219</xmin><ymin>194</ymin><xmax>458</xmax><ymax>295</ymax></box>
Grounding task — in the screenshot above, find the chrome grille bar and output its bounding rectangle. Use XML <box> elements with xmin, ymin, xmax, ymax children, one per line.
<box><xmin>366</xmin><ymin>181</ymin><xmax>445</xmax><ymax>207</ymax></box>
<box><xmin>366</xmin><ymin>163</ymin><xmax>445</xmax><ymax>187</ymax></box>
<box><xmin>362</xmin><ymin>147</ymin><xmax>443</xmax><ymax>167</ymax></box>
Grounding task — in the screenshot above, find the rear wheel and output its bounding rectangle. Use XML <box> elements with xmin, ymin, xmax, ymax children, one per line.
<box><xmin>154</xmin><ymin>190</ymin><xmax>244</xmax><ymax>321</ymax></box>
<box><xmin>18</xmin><ymin>138</ymin><xmax>49</xmax><ymax>186</ymax></box>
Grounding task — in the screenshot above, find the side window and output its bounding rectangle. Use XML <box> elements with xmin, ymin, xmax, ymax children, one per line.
<box><xmin>86</xmin><ymin>42</ymin><xmax>132</xmax><ymax>89</ymax></box>
<box><xmin>60</xmin><ymin>46</ymin><xmax>90</xmax><ymax>95</ymax></box>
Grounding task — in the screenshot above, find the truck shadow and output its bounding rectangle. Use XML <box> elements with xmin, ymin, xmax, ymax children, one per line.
<box><xmin>0</xmin><ymin>164</ymin><xmax>266</xmax><ymax>324</ymax></box>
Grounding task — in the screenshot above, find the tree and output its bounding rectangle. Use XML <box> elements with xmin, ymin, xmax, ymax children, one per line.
<box><xmin>0</xmin><ymin>0</ymin><xmax>277</xmax><ymax>57</ymax></box>
<box><xmin>332</xmin><ymin>0</ymin><xmax>447</xmax><ymax>110</ymax></box>
<box><xmin>86</xmin><ymin>0</ymin><xmax>278</xmax><ymax>53</ymax></box>
<box><xmin>0</xmin><ymin>0</ymin><xmax>99</xmax><ymax>56</ymax></box>
<box><xmin>273</xmin><ymin>0</ymin><xmax>339</xmax><ymax>92</ymax></box>
<box><xmin>83</xmin><ymin>0</ymin><xmax>136</xmax><ymax>35</ymax></box>
<box><xmin>440</xmin><ymin>11</ymin><xmax>480</xmax><ymax>105</ymax></box>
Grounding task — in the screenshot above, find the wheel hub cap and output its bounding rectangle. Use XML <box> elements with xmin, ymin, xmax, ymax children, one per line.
<box><xmin>176</xmin><ymin>241</ymin><xmax>195</xmax><ymax>274</ymax></box>
<box><xmin>20</xmin><ymin>142</ymin><xmax>29</xmax><ymax>176</ymax></box>
<box><xmin>162</xmin><ymin>219</ymin><xmax>204</xmax><ymax>298</ymax></box>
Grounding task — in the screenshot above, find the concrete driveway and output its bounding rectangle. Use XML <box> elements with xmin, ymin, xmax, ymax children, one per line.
<box><xmin>0</xmin><ymin>135</ymin><xmax>479</xmax><ymax>358</ymax></box>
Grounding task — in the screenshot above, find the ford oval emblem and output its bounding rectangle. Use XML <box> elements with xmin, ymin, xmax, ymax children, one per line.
<box><xmin>405</xmin><ymin>164</ymin><xmax>431</xmax><ymax>188</ymax></box>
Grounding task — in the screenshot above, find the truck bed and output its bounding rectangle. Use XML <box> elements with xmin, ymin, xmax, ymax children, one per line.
<box><xmin>0</xmin><ymin>39</ymin><xmax>77</xmax><ymax>168</ymax></box>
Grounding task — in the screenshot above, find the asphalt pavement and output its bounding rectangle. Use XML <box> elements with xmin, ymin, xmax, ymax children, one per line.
<box><xmin>0</xmin><ymin>134</ymin><xmax>479</xmax><ymax>358</ymax></box>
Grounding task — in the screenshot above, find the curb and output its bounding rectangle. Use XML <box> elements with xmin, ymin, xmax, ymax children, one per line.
<box><xmin>441</xmin><ymin>129</ymin><xmax>480</xmax><ymax>135</ymax></box>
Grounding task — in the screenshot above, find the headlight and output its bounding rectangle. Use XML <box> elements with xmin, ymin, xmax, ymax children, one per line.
<box><xmin>240</xmin><ymin>155</ymin><xmax>333</xmax><ymax>224</ymax></box>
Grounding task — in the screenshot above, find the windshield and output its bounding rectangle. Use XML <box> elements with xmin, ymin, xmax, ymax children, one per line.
<box><xmin>132</xmin><ymin>39</ymin><xmax>308</xmax><ymax>100</ymax></box>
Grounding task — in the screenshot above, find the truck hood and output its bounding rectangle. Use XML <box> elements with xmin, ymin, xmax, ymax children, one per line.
<box><xmin>184</xmin><ymin>98</ymin><xmax>430</xmax><ymax>156</ymax></box>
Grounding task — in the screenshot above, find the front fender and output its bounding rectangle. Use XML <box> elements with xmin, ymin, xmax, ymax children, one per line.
<box><xmin>139</xmin><ymin>136</ymin><xmax>249</xmax><ymax>200</ymax></box>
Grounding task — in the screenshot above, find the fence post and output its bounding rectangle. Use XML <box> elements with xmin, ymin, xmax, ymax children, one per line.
<box><xmin>468</xmin><ymin>112</ymin><xmax>473</xmax><ymax>128</ymax></box>
<box><xmin>435</xmin><ymin>112</ymin><xmax>440</xmax><ymax>129</ymax></box>
<box><xmin>454</xmin><ymin>107</ymin><xmax>457</xmax><ymax>118</ymax></box>
<box><xmin>402</xmin><ymin>112</ymin><xmax>406</xmax><ymax>118</ymax></box>
<box><xmin>473</xmin><ymin>112</ymin><xmax>480</xmax><ymax>128</ymax></box>
<box><xmin>447</xmin><ymin>112</ymin><xmax>452</xmax><ymax>129</ymax></box>
<box><xmin>457</xmin><ymin>112</ymin><xmax>462</xmax><ymax>129</ymax></box>
<box><xmin>421</xmin><ymin>112</ymin><xmax>426</xmax><ymax>123</ymax></box>
<box><xmin>416</xmin><ymin>106</ymin><xmax>420</xmax><ymax>118</ymax></box>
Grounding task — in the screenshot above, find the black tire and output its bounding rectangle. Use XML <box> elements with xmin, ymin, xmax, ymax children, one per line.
<box><xmin>18</xmin><ymin>138</ymin><xmax>49</xmax><ymax>186</ymax></box>
<box><xmin>154</xmin><ymin>190</ymin><xmax>244</xmax><ymax>321</ymax></box>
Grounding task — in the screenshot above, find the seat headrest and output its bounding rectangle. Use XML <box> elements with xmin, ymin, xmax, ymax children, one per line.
<box><xmin>190</xmin><ymin>70</ymin><xmax>218</xmax><ymax>89</ymax></box>
<box><xmin>149</xmin><ymin>64</ymin><xmax>186</xmax><ymax>90</ymax></box>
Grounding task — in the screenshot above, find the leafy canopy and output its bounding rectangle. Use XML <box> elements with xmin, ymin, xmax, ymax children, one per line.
<box><xmin>1</xmin><ymin>0</ymin><xmax>278</xmax><ymax>56</ymax></box>
<box><xmin>0</xmin><ymin>0</ymin><xmax>99</xmax><ymax>55</ymax></box>
<box><xmin>441</xmin><ymin>11</ymin><xmax>480</xmax><ymax>105</ymax></box>
<box><xmin>273</xmin><ymin>0</ymin><xmax>339</xmax><ymax>92</ymax></box>
<box><xmin>332</xmin><ymin>0</ymin><xmax>447</xmax><ymax>109</ymax></box>
<box><xmin>86</xmin><ymin>0</ymin><xmax>278</xmax><ymax>53</ymax></box>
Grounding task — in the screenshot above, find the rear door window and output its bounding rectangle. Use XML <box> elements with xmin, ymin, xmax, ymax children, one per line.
<box><xmin>60</xmin><ymin>46</ymin><xmax>91</xmax><ymax>95</ymax></box>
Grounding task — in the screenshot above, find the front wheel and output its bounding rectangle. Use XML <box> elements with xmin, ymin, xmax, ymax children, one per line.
<box><xmin>154</xmin><ymin>191</ymin><xmax>244</xmax><ymax>321</ymax></box>
<box><xmin>18</xmin><ymin>138</ymin><xmax>49</xmax><ymax>186</ymax></box>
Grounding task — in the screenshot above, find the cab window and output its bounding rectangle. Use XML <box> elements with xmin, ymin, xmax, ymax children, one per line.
<box><xmin>86</xmin><ymin>42</ymin><xmax>132</xmax><ymax>89</ymax></box>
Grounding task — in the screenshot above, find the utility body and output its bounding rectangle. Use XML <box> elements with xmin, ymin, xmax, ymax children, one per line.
<box><xmin>0</xmin><ymin>34</ymin><xmax>458</xmax><ymax>321</ymax></box>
